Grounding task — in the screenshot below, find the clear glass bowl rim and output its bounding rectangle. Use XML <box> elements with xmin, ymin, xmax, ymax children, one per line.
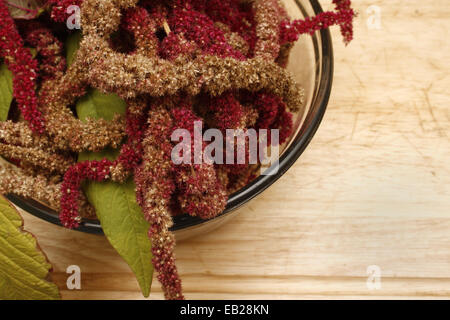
<box><xmin>6</xmin><ymin>0</ymin><xmax>333</xmax><ymax>234</ymax></box>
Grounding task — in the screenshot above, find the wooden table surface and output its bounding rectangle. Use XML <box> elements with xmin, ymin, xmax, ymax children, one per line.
<box><xmin>19</xmin><ymin>0</ymin><xmax>450</xmax><ymax>299</ymax></box>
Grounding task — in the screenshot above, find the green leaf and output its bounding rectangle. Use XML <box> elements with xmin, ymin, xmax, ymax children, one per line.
<box><xmin>78</xmin><ymin>147</ymin><xmax>120</xmax><ymax>163</ymax></box>
<box><xmin>0</xmin><ymin>64</ymin><xmax>13</xmax><ymax>121</ymax></box>
<box><xmin>83</xmin><ymin>172</ymin><xmax>153</xmax><ymax>297</ymax></box>
<box><xmin>0</xmin><ymin>195</ymin><xmax>60</xmax><ymax>300</ymax></box>
<box><xmin>28</xmin><ymin>47</ymin><xmax>38</xmax><ymax>58</ymax></box>
<box><xmin>76</xmin><ymin>89</ymin><xmax>127</xmax><ymax>122</ymax></box>
<box><xmin>80</xmin><ymin>148</ymin><xmax>153</xmax><ymax>297</ymax></box>
<box><xmin>65</xmin><ymin>31</ymin><xmax>82</xmax><ymax>68</ymax></box>
<box><xmin>76</xmin><ymin>89</ymin><xmax>153</xmax><ymax>297</ymax></box>
<box><xmin>6</xmin><ymin>0</ymin><xmax>45</xmax><ymax>20</ymax></box>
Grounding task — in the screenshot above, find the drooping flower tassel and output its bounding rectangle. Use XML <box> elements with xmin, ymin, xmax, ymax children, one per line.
<box><xmin>279</xmin><ymin>0</ymin><xmax>356</xmax><ymax>45</ymax></box>
<box><xmin>23</xmin><ymin>23</ymin><xmax>66</xmax><ymax>81</ymax></box>
<box><xmin>0</xmin><ymin>0</ymin><xmax>45</xmax><ymax>133</ymax></box>
<box><xmin>171</xmin><ymin>103</ymin><xmax>227</xmax><ymax>220</ymax></box>
<box><xmin>59</xmin><ymin>100</ymin><xmax>148</xmax><ymax>228</ymax></box>
<box><xmin>134</xmin><ymin>103</ymin><xmax>183</xmax><ymax>300</ymax></box>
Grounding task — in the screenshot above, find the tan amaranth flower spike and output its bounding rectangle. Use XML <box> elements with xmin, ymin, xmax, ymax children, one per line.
<box><xmin>38</xmin><ymin>62</ymin><xmax>126</xmax><ymax>153</ymax></box>
<box><xmin>76</xmin><ymin>0</ymin><xmax>304</xmax><ymax>111</ymax></box>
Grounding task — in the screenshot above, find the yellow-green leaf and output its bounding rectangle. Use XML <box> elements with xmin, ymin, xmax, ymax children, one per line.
<box><xmin>83</xmin><ymin>174</ymin><xmax>153</xmax><ymax>297</ymax></box>
<box><xmin>28</xmin><ymin>47</ymin><xmax>38</xmax><ymax>58</ymax></box>
<box><xmin>76</xmin><ymin>89</ymin><xmax>127</xmax><ymax>121</ymax></box>
<box><xmin>79</xmin><ymin>149</ymin><xmax>153</xmax><ymax>297</ymax></box>
<box><xmin>0</xmin><ymin>196</ymin><xmax>60</xmax><ymax>300</ymax></box>
<box><xmin>65</xmin><ymin>31</ymin><xmax>82</xmax><ymax>68</ymax></box>
<box><xmin>0</xmin><ymin>64</ymin><xmax>13</xmax><ymax>121</ymax></box>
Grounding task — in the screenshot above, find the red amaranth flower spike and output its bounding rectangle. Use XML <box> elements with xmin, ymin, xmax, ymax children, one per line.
<box><xmin>115</xmin><ymin>103</ymin><xmax>148</xmax><ymax>172</ymax></box>
<box><xmin>171</xmin><ymin>103</ymin><xmax>227</xmax><ymax>220</ymax></box>
<box><xmin>252</xmin><ymin>91</ymin><xmax>293</xmax><ymax>144</ymax></box>
<box><xmin>0</xmin><ymin>0</ymin><xmax>45</xmax><ymax>133</ymax></box>
<box><xmin>280</xmin><ymin>0</ymin><xmax>356</xmax><ymax>45</ymax></box>
<box><xmin>331</xmin><ymin>0</ymin><xmax>354</xmax><ymax>44</ymax></box>
<box><xmin>48</xmin><ymin>0</ymin><xmax>83</xmax><ymax>23</ymax></box>
<box><xmin>159</xmin><ymin>32</ymin><xmax>198</xmax><ymax>61</ymax></box>
<box><xmin>271</xmin><ymin>101</ymin><xmax>293</xmax><ymax>145</ymax></box>
<box><xmin>134</xmin><ymin>104</ymin><xmax>183</xmax><ymax>300</ymax></box>
<box><xmin>23</xmin><ymin>23</ymin><xmax>66</xmax><ymax>80</ymax></box>
<box><xmin>60</xmin><ymin>159</ymin><xmax>113</xmax><ymax>229</ymax></box>
<box><xmin>59</xmin><ymin>101</ymin><xmax>148</xmax><ymax>228</ymax></box>
<box><xmin>189</xmin><ymin>0</ymin><xmax>257</xmax><ymax>56</ymax></box>
<box><xmin>169</xmin><ymin>3</ymin><xmax>246</xmax><ymax>60</ymax></box>
<box><xmin>203</xmin><ymin>91</ymin><xmax>245</xmax><ymax>131</ymax></box>
<box><xmin>253</xmin><ymin>91</ymin><xmax>282</xmax><ymax>130</ymax></box>
<box><xmin>122</xmin><ymin>6</ymin><xmax>159</xmax><ymax>57</ymax></box>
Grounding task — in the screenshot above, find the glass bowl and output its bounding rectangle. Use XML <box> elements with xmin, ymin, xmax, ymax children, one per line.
<box><xmin>6</xmin><ymin>0</ymin><xmax>333</xmax><ymax>241</ymax></box>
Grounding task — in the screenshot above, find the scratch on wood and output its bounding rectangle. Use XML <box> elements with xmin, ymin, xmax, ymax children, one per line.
<box><xmin>413</xmin><ymin>102</ymin><xmax>426</xmax><ymax>133</ymax></box>
<box><xmin>401</xmin><ymin>133</ymin><xmax>433</xmax><ymax>168</ymax></box>
<box><xmin>351</xmin><ymin>112</ymin><xmax>360</xmax><ymax>141</ymax></box>
<box><xmin>422</xmin><ymin>85</ymin><xmax>448</xmax><ymax>139</ymax></box>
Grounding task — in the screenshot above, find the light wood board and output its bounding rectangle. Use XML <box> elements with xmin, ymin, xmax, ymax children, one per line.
<box><xmin>19</xmin><ymin>0</ymin><xmax>450</xmax><ymax>299</ymax></box>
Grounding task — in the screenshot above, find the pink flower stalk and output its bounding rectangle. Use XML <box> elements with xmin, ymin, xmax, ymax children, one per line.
<box><xmin>116</xmin><ymin>106</ymin><xmax>147</xmax><ymax>172</ymax></box>
<box><xmin>0</xmin><ymin>0</ymin><xmax>45</xmax><ymax>133</ymax></box>
<box><xmin>144</xmin><ymin>1</ymin><xmax>168</xmax><ymax>26</ymax></box>
<box><xmin>148</xmin><ymin>225</ymin><xmax>183</xmax><ymax>300</ymax></box>
<box><xmin>253</xmin><ymin>91</ymin><xmax>282</xmax><ymax>129</ymax></box>
<box><xmin>122</xmin><ymin>6</ymin><xmax>155</xmax><ymax>36</ymax></box>
<box><xmin>60</xmin><ymin>159</ymin><xmax>113</xmax><ymax>229</ymax></box>
<box><xmin>171</xmin><ymin>104</ymin><xmax>227</xmax><ymax>220</ymax></box>
<box><xmin>24</xmin><ymin>23</ymin><xmax>66</xmax><ymax>80</ymax></box>
<box><xmin>252</xmin><ymin>91</ymin><xmax>293</xmax><ymax>144</ymax></box>
<box><xmin>203</xmin><ymin>91</ymin><xmax>245</xmax><ymax>131</ymax></box>
<box><xmin>280</xmin><ymin>0</ymin><xmax>355</xmax><ymax>45</ymax></box>
<box><xmin>331</xmin><ymin>0</ymin><xmax>354</xmax><ymax>44</ymax></box>
<box><xmin>134</xmin><ymin>107</ymin><xmax>175</xmax><ymax>214</ymax></box>
<box><xmin>134</xmin><ymin>105</ymin><xmax>183</xmax><ymax>300</ymax></box>
<box><xmin>60</xmin><ymin>104</ymin><xmax>148</xmax><ymax>229</ymax></box>
<box><xmin>159</xmin><ymin>32</ymin><xmax>198</xmax><ymax>61</ymax></box>
<box><xmin>169</xmin><ymin>3</ymin><xmax>246</xmax><ymax>60</ymax></box>
<box><xmin>48</xmin><ymin>0</ymin><xmax>83</xmax><ymax>22</ymax></box>
<box><xmin>122</xmin><ymin>6</ymin><xmax>158</xmax><ymax>56</ymax></box>
<box><xmin>189</xmin><ymin>0</ymin><xmax>257</xmax><ymax>55</ymax></box>
<box><xmin>271</xmin><ymin>101</ymin><xmax>293</xmax><ymax>145</ymax></box>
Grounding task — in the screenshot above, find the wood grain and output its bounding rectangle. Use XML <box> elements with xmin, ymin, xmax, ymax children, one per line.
<box><xmin>19</xmin><ymin>0</ymin><xmax>450</xmax><ymax>299</ymax></box>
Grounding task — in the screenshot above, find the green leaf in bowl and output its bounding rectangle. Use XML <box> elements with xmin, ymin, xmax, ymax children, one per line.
<box><xmin>76</xmin><ymin>89</ymin><xmax>127</xmax><ymax>121</ymax></box>
<box><xmin>0</xmin><ymin>64</ymin><xmax>13</xmax><ymax>121</ymax></box>
<box><xmin>82</xmin><ymin>171</ymin><xmax>153</xmax><ymax>297</ymax></box>
<box><xmin>65</xmin><ymin>31</ymin><xmax>82</xmax><ymax>68</ymax></box>
<box><xmin>76</xmin><ymin>87</ymin><xmax>153</xmax><ymax>297</ymax></box>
